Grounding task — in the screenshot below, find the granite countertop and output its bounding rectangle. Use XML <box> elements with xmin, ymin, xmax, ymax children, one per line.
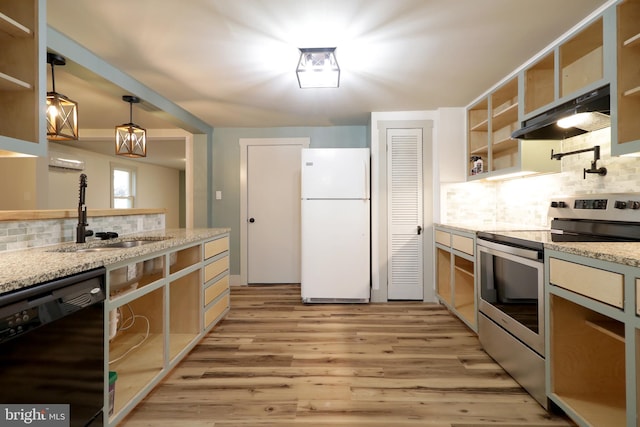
<box><xmin>437</xmin><ymin>222</ymin><xmax>640</xmax><ymax>269</ymax></box>
<box><xmin>435</xmin><ymin>222</ymin><xmax>550</xmax><ymax>233</ymax></box>
<box><xmin>0</xmin><ymin>228</ymin><xmax>230</xmax><ymax>295</ymax></box>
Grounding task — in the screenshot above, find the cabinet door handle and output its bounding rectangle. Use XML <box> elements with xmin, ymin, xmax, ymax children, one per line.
<box><xmin>417</xmin><ymin>225</ymin><xmax>422</xmax><ymax>235</ymax></box>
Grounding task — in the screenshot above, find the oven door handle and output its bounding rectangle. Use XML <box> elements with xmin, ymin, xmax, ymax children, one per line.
<box><xmin>477</xmin><ymin>239</ymin><xmax>542</xmax><ymax>261</ymax></box>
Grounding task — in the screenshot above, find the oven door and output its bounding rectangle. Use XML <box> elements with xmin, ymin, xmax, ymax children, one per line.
<box><xmin>477</xmin><ymin>239</ymin><xmax>544</xmax><ymax>356</ymax></box>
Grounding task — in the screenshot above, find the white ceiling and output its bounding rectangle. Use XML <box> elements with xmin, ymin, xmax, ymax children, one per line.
<box><xmin>46</xmin><ymin>0</ymin><xmax>609</xmax><ymax>166</ymax></box>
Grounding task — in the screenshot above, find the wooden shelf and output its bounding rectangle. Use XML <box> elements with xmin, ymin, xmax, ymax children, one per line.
<box><xmin>455</xmin><ymin>302</ymin><xmax>475</xmax><ymax>323</ymax></box>
<box><xmin>469</xmin><ymin>119</ymin><xmax>488</xmax><ymax>132</ymax></box>
<box><xmin>0</xmin><ymin>71</ymin><xmax>31</xmax><ymax>91</ymax></box>
<box><xmin>470</xmin><ymin>146</ymin><xmax>488</xmax><ymax>155</ymax></box>
<box><xmin>555</xmin><ymin>393</ymin><xmax>625</xmax><ymax>427</ymax></box>
<box><xmin>492</xmin><ymin>102</ymin><xmax>518</xmax><ymax>130</ymax></box>
<box><xmin>585</xmin><ymin>319</ymin><xmax>625</xmax><ymax>343</ymax></box>
<box><xmin>454</xmin><ymin>265</ymin><xmax>473</xmax><ymax>279</ymax></box>
<box><xmin>0</xmin><ymin>11</ymin><xmax>31</xmax><ymax>37</ymax></box>
<box><xmin>623</xmin><ymin>31</ymin><xmax>640</xmax><ymax>48</ymax></box>
<box><xmin>492</xmin><ymin>138</ymin><xmax>518</xmax><ymax>154</ymax></box>
<box><xmin>623</xmin><ymin>85</ymin><xmax>640</xmax><ymax>97</ymax></box>
<box><xmin>109</xmin><ymin>333</ymin><xmax>164</xmax><ymax>419</ymax></box>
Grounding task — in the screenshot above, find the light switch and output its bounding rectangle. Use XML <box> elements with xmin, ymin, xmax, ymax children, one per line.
<box><xmin>215</xmin><ymin>191</ymin><xmax>222</xmax><ymax>200</ymax></box>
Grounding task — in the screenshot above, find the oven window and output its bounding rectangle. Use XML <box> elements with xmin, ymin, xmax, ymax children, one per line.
<box><xmin>480</xmin><ymin>252</ymin><xmax>539</xmax><ymax>333</ymax></box>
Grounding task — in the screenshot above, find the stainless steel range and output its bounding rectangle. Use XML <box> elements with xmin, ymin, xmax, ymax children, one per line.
<box><xmin>476</xmin><ymin>193</ymin><xmax>640</xmax><ymax>408</ymax></box>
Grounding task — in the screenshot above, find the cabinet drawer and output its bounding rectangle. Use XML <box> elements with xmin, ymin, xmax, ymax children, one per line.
<box><xmin>435</xmin><ymin>230</ymin><xmax>450</xmax><ymax>246</ymax></box>
<box><xmin>452</xmin><ymin>235</ymin><xmax>474</xmax><ymax>256</ymax></box>
<box><xmin>205</xmin><ymin>256</ymin><xmax>228</xmax><ymax>282</ymax></box>
<box><xmin>549</xmin><ymin>258</ymin><xmax>623</xmax><ymax>308</ymax></box>
<box><xmin>205</xmin><ymin>293</ymin><xmax>229</xmax><ymax>328</ymax></box>
<box><xmin>205</xmin><ymin>275</ymin><xmax>229</xmax><ymax>306</ymax></box>
<box><xmin>205</xmin><ymin>236</ymin><xmax>229</xmax><ymax>259</ymax></box>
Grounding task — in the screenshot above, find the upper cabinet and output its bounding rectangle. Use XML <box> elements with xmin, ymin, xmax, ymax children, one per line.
<box><xmin>559</xmin><ymin>17</ymin><xmax>604</xmax><ymax>99</ymax></box>
<box><xmin>613</xmin><ymin>0</ymin><xmax>640</xmax><ymax>155</ymax></box>
<box><xmin>466</xmin><ymin>6</ymin><xmax>624</xmax><ymax>180</ymax></box>
<box><xmin>467</xmin><ymin>74</ymin><xmax>560</xmax><ymax>180</ymax></box>
<box><xmin>0</xmin><ymin>0</ymin><xmax>45</xmax><ymax>157</ymax></box>
<box><xmin>524</xmin><ymin>52</ymin><xmax>555</xmax><ymax>115</ymax></box>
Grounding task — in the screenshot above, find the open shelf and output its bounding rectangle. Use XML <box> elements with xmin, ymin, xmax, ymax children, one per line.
<box><xmin>169</xmin><ymin>270</ymin><xmax>200</xmax><ymax>361</ymax></box>
<box><xmin>623</xmin><ymin>31</ymin><xmax>640</xmax><ymax>48</ymax></box>
<box><xmin>109</xmin><ymin>256</ymin><xmax>164</xmax><ymax>301</ymax></box>
<box><xmin>0</xmin><ymin>11</ymin><xmax>31</xmax><ymax>37</ymax></box>
<box><xmin>585</xmin><ymin>319</ymin><xmax>625</xmax><ymax>343</ymax></box>
<box><xmin>616</xmin><ymin>0</ymin><xmax>640</xmax><ymax>147</ymax></box>
<box><xmin>560</xmin><ymin>17</ymin><xmax>603</xmax><ymax>97</ymax></box>
<box><xmin>550</xmin><ymin>294</ymin><xmax>626</xmax><ymax>427</ymax></box>
<box><xmin>525</xmin><ymin>52</ymin><xmax>555</xmax><ymax>114</ymax></box>
<box><xmin>436</xmin><ymin>248</ymin><xmax>452</xmax><ymax>305</ymax></box>
<box><xmin>0</xmin><ymin>72</ymin><xmax>31</xmax><ymax>91</ymax></box>
<box><xmin>0</xmin><ymin>1</ymin><xmax>40</xmax><ymax>146</ymax></box>
<box><xmin>108</xmin><ymin>287</ymin><xmax>164</xmax><ymax>419</ymax></box>
<box><xmin>170</xmin><ymin>245</ymin><xmax>201</xmax><ymax>275</ymax></box>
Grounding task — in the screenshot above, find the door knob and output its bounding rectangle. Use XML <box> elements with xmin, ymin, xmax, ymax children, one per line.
<box><xmin>417</xmin><ymin>225</ymin><xmax>422</xmax><ymax>235</ymax></box>
<box><xmin>249</xmin><ymin>218</ymin><xmax>255</xmax><ymax>223</ymax></box>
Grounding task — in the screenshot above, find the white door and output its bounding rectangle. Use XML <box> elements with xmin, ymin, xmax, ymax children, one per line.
<box><xmin>247</xmin><ymin>144</ymin><xmax>302</xmax><ymax>284</ymax></box>
<box><xmin>387</xmin><ymin>128</ymin><xmax>424</xmax><ymax>300</ymax></box>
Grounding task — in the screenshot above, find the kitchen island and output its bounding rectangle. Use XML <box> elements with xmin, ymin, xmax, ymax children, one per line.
<box><xmin>0</xmin><ymin>227</ymin><xmax>231</xmax><ymax>427</ymax></box>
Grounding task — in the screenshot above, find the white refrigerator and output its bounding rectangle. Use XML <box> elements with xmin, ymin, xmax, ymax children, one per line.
<box><xmin>300</xmin><ymin>148</ymin><xmax>370</xmax><ymax>303</ymax></box>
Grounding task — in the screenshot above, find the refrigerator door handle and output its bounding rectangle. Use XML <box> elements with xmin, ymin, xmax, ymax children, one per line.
<box><xmin>363</xmin><ymin>159</ymin><xmax>369</xmax><ymax>199</ymax></box>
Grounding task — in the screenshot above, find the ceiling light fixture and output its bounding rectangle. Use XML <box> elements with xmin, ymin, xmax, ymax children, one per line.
<box><xmin>46</xmin><ymin>53</ymin><xmax>79</xmax><ymax>141</ymax></box>
<box><xmin>296</xmin><ymin>47</ymin><xmax>340</xmax><ymax>88</ymax></box>
<box><xmin>115</xmin><ymin>95</ymin><xmax>146</xmax><ymax>158</ymax></box>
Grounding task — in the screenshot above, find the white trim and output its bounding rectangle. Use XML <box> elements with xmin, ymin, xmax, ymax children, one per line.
<box><xmin>238</xmin><ymin>137</ymin><xmax>310</xmax><ymax>286</ymax></box>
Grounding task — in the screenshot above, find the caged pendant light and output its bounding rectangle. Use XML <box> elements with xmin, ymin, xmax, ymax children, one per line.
<box><xmin>46</xmin><ymin>53</ymin><xmax>79</xmax><ymax>141</ymax></box>
<box><xmin>296</xmin><ymin>47</ymin><xmax>340</xmax><ymax>88</ymax></box>
<box><xmin>115</xmin><ymin>95</ymin><xmax>146</xmax><ymax>158</ymax></box>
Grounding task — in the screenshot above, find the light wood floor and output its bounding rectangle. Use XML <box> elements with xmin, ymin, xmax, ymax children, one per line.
<box><xmin>121</xmin><ymin>284</ymin><xmax>574</xmax><ymax>426</ymax></box>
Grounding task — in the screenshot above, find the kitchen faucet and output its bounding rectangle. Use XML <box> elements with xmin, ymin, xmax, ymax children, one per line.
<box><xmin>550</xmin><ymin>145</ymin><xmax>607</xmax><ymax>179</ymax></box>
<box><xmin>76</xmin><ymin>174</ymin><xmax>93</xmax><ymax>243</ymax></box>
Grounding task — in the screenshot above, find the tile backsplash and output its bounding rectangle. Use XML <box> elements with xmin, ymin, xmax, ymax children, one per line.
<box><xmin>0</xmin><ymin>213</ymin><xmax>165</xmax><ymax>252</ymax></box>
<box><xmin>441</xmin><ymin>128</ymin><xmax>640</xmax><ymax>227</ymax></box>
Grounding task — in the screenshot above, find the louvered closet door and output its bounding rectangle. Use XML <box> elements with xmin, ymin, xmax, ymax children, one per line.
<box><xmin>387</xmin><ymin>128</ymin><xmax>424</xmax><ymax>300</ymax></box>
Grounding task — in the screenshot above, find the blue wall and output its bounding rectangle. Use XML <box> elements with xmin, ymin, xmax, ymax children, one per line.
<box><xmin>210</xmin><ymin>125</ymin><xmax>368</xmax><ymax>276</ymax></box>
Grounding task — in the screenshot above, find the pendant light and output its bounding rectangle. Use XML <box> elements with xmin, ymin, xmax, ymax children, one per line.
<box><xmin>46</xmin><ymin>53</ymin><xmax>79</xmax><ymax>141</ymax></box>
<box><xmin>115</xmin><ymin>95</ymin><xmax>146</xmax><ymax>158</ymax></box>
<box><xmin>296</xmin><ymin>47</ymin><xmax>340</xmax><ymax>88</ymax></box>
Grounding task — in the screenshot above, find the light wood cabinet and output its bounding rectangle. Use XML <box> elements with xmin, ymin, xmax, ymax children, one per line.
<box><xmin>613</xmin><ymin>0</ymin><xmax>640</xmax><ymax>155</ymax></box>
<box><xmin>0</xmin><ymin>0</ymin><xmax>45</xmax><ymax>156</ymax></box>
<box><xmin>546</xmin><ymin>250</ymin><xmax>640</xmax><ymax>427</ymax></box>
<box><xmin>524</xmin><ymin>52</ymin><xmax>555</xmax><ymax>115</ymax></box>
<box><xmin>434</xmin><ymin>226</ymin><xmax>476</xmax><ymax>331</ymax></box>
<box><xmin>467</xmin><ymin>74</ymin><xmax>559</xmax><ymax>180</ymax></box>
<box><xmin>105</xmin><ymin>233</ymin><xmax>230</xmax><ymax>426</ymax></box>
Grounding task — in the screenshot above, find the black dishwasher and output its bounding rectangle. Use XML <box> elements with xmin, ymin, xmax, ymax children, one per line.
<box><xmin>0</xmin><ymin>267</ymin><xmax>106</xmax><ymax>427</ymax></box>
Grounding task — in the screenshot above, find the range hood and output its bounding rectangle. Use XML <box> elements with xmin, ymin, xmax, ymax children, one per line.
<box><xmin>511</xmin><ymin>85</ymin><xmax>610</xmax><ymax>140</ymax></box>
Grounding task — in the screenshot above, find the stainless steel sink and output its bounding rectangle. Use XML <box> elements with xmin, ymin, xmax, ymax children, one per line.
<box><xmin>51</xmin><ymin>237</ymin><xmax>172</xmax><ymax>253</ymax></box>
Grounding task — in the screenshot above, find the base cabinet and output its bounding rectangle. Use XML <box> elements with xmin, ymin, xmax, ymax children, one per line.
<box><xmin>434</xmin><ymin>226</ymin><xmax>476</xmax><ymax>331</ymax></box>
<box><xmin>105</xmin><ymin>233</ymin><xmax>230</xmax><ymax>426</ymax></box>
<box><xmin>546</xmin><ymin>250</ymin><xmax>638</xmax><ymax>427</ymax></box>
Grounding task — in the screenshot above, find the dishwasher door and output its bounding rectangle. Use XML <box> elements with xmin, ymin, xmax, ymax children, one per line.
<box><xmin>0</xmin><ymin>267</ymin><xmax>106</xmax><ymax>427</ymax></box>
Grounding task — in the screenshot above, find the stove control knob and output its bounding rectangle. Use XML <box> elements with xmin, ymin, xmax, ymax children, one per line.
<box><xmin>630</xmin><ymin>201</ymin><xmax>640</xmax><ymax>210</ymax></box>
<box><xmin>550</xmin><ymin>201</ymin><xmax>567</xmax><ymax>208</ymax></box>
<box><xmin>614</xmin><ymin>200</ymin><xmax>628</xmax><ymax>209</ymax></box>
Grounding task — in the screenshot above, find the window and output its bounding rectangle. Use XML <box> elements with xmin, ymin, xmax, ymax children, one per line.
<box><xmin>111</xmin><ymin>164</ymin><xmax>136</xmax><ymax>208</ymax></box>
